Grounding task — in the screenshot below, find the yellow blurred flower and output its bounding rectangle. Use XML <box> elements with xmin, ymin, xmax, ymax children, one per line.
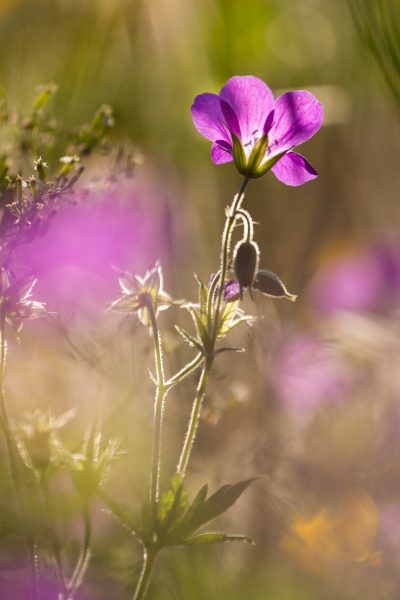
<box><xmin>280</xmin><ymin>489</ymin><xmax>382</xmax><ymax>576</ymax></box>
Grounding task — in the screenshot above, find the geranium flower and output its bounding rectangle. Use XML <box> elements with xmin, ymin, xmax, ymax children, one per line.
<box><xmin>191</xmin><ymin>75</ymin><xmax>323</xmax><ymax>185</ymax></box>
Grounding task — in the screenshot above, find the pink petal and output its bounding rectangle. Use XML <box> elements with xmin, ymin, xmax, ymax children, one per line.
<box><xmin>191</xmin><ymin>93</ymin><xmax>231</xmax><ymax>143</ymax></box>
<box><xmin>211</xmin><ymin>141</ymin><xmax>233</xmax><ymax>164</ymax></box>
<box><xmin>271</xmin><ymin>152</ymin><xmax>318</xmax><ymax>186</ymax></box>
<box><xmin>219</xmin><ymin>76</ymin><xmax>275</xmax><ymax>146</ymax></box>
<box><xmin>269</xmin><ymin>90</ymin><xmax>323</xmax><ymax>153</ymax></box>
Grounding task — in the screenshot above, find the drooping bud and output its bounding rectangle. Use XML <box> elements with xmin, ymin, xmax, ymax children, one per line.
<box><xmin>233</xmin><ymin>240</ymin><xmax>259</xmax><ymax>298</ymax></box>
<box><xmin>253</xmin><ymin>269</ymin><xmax>297</xmax><ymax>301</ymax></box>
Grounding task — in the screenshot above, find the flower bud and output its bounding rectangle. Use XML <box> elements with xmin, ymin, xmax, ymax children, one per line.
<box><xmin>233</xmin><ymin>240</ymin><xmax>259</xmax><ymax>297</ymax></box>
<box><xmin>253</xmin><ymin>269</ymin><xmax>297</xmax><ymax>301</ymax></box>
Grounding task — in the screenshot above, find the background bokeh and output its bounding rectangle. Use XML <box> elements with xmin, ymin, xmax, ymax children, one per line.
<box><xmin>1</xmin><ymin>0</ymin><xmax>400</xmax><ymax>598</ymax></box>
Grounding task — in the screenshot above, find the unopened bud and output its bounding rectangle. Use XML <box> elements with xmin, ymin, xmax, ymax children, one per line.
<box><xmin>253</xmin><ymin>269</ymin><xmax>297</xmax><ymax>301</ymax></box>
<box><xmin>233</xmin><ymin>240</ymin><xmax>259</xmax><ymax>298</ymax></box>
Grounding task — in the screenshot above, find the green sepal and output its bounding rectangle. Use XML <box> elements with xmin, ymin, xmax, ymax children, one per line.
<box><xmin>252</xmin><ymin>148</ymin><xmax>288</xmax><ymax>178</ymax></box>
<box><xmin>217</xmin><ymin>301</ymin><xmax>254</xmax><ymax>338</ymax></box>
<box><xmin>183</xmin><ymin>531</ymin><xmax>254</xmax><ymax>546</ymax></box>
<box><xmin>231</xmin><ymin>133</ymin><xmax>248</xmax><ymax>175</ymax></box>
<box><xmin>247</xmin><ymin>133</ymin><xmax>269</xmax><ymax>174</ymax></box>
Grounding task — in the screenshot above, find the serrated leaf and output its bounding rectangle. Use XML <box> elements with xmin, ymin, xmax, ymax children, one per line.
<box><xmin>157</xmin><ymin>475</ymin><xmax>188</xmax><ymax>537</ymax></box>
<box><xmin>188</xmin><ymin>478</ymin><xmax>257</xmax><ymax>532</ymax></box>
<box><xmin>175</xmin><ymin>325</ymin><xmax>202</xmax><ymax>351</ymax></box>
<box><xmin>184</xmin><ymin>531</ymin><xmax>254</xmax><ymax>546</ymax></box>
<box><xmin>178</xmin><ymin>484</ymin><xmax>208</xmax><ymax>532</ymax></box>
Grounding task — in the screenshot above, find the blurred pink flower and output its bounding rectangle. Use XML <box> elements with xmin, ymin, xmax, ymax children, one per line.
<box><xmin>308</xmin><ymin>239</ymin><xmax>400</xmax><ymax>316</ymax></box>
<box><xmin>13</xmin><ymin>181</ymin><xmax>173</xmax><ymax>315</ymax></box>
<box><xmin>270</xmin><ymin>333</ymin><xmax>354</xmax><ymax>417</ymax></box>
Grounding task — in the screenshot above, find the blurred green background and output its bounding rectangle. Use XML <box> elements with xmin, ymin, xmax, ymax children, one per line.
<box><xmin>1</xmin><ymin>0</ymin><xmax>400</xmax><ymax>598</ymax></box>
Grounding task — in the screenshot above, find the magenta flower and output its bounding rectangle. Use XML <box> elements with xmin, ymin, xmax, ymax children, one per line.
<box><xmin>191</xmin><ymin>75</ymin><xmax>323</xmax><ymax>185</ymax></box>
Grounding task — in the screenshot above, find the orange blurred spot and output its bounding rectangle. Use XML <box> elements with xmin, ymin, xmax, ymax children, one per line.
<box><xmin>280</xmin><ymin>488</ymin><xmax>381</xmax><ymax>576</ymax></box>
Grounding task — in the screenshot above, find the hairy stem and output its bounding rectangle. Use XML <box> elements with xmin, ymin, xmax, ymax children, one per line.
<box><xmin>177</xmin><ymin>176</ymin><xmax>250</xmax><ymax>478</ymax></box>
<box><xmin>144</xmin><ymin>297</ymin><xmax>167</xmax><ymax>506</ymax></box>
<box><xmin>132</xmin><ymin>547</ymin><xmax>157</xmax><ymax>600</ymax></box>
<box><xmin>176</xmin><ymin>362</ymin><xmax>210</xmax><ymax>477</ymax></box>
<box><xmin>68</xmin><ymin>502</ymin><xmax>92</xmax><ymax>596</ymax></box>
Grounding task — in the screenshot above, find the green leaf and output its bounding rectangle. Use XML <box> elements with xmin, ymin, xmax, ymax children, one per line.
<box><xmin>99</xmin><ymin>491</ymin><xmax>138</xmax><ymax>536</ymax></box>
<box><xmin>188</xmin><ymin>478</ymin><xmax>257</xmax><ymax>532</ymax></box>
<box><xmin>215</xmin><ymin>347</ymin><xmax>245</xmax><ymax>355</ymax></box>
<box><xmin>157</xmin><ymin>475</ymin><xmax>188</xmax><ymax>538</ymax></box>
<box><xmin>186</xmin><ymin>306</ymin><xmax>209</xmax><ymax>348</ymax></box>
<box><xmin>179</xmin><ymin>483</ymin><xmax>208</xmax><ymax>530</ymax></box>
<box><xmin>175</xmin><ymin>325</ymin><xmax>202</xmax><ymax>351</ymax></box>
<box><xmin>157</xmin><ymin>480</ymin><xmax>256</xmax><ymax>548</ymax></box>
<box><xmin>194</xmin><ymin>274</ymin><xmax>208</xmax><ymax>320</ymax></box>
<box><xmin>184</xmin><ymin>531</ymin><xmax>254</xmax><ymax>546</ymax></box>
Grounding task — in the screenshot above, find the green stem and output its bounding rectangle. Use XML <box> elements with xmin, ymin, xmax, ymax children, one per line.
<box><xmin>236</xmin><ymin>209</ymin><xmax>253</xmax><ymax>242</ymax></box>
<box><xmin>177</xmin><ymin>177</ymin><xmax>250</xmax><ymax>478</ymax></box>
<box><xmin>212</xmin><ymin>176</ymin><xmax>250</xmax><ymax>342</ymax></box>
<box><xmin>0</xmin><ymin>311</ymin><xmax>41</xmax><ymax>600</ymax></box>
<box><xmin>132</xmin><ymin>547</ymin><xmax>157</xmax><ymax>600</ymax></box>
<box><xmin>68</xmin><ymin>502</ymin><xmax>92</xmax><ymax>596</ymax></box>
<box><xmin>144</xmin><ymin>297</ymin><xmax>167</xmax><ymax>506</ymax></box>
<box><xmin>38</xmin><ymin>474</ymin><xmax>66</xmax><ymax>596</ymax></box>
<box><xmin>176</xmin><ymin>362</ymin><xmax>210</xmax><ymax>477</ymax></box>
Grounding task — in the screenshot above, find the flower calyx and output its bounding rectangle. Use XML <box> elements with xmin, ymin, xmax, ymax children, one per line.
<box><xmin>69</xmin><ymin>423</ymin><xmax>122</xmax><ymax>501</ymax></box>
<box><xmin>109</xmin><ymin>262</ymin><xmax>173</xmax><ymax>327</ymax></box>
<box><xmin>178</xmin><ymin>274</ymin><xmax>254</xmax><ymax>361</ymax></box>
<box><xmin>15</xmin><ymin>408</ymin><xmax>75</xmax><ymax>473</ymax></box>
<box><xmin>0</xmin><ymin>268</ymin><xmax>48</xmax><ymax>335</ymax></box>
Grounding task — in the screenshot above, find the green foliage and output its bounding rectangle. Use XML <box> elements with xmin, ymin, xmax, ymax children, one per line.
<box><xmin>349</xmin><ymin>0</ymin><xmax>400</xmax><ymax>106</ymax></box>
<box><xmin>136</xmin><ymin>476</ymin><xmax>256</xmax><ymax>551</ymax></box>
<box><xmin>0</xmin><ymin>84</ymin><xmax>114</xmax><ymax>265</ymax></box>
